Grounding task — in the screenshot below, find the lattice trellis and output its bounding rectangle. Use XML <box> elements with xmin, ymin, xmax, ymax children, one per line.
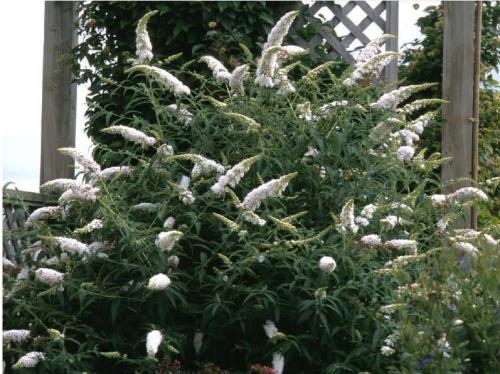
<box><xmin>291</xmin><ymin>1</ymin><xmax>398</xmax><ymax>81</ymax></box>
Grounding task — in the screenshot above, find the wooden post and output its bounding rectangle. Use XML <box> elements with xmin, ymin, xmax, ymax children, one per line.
<box><xmin>441</xmin><ymin>1</ymin><xmax>475</xmax><ymax>228</ymax></box>
<box><xmin>385</xmin><ymin>1</ymin><xmax>398</xmax><ymax>83</ymax></box>
<box><xmin>40</xmin><ymin>1</ymin><xmax>77</xmax><ymax>184</ymax></box>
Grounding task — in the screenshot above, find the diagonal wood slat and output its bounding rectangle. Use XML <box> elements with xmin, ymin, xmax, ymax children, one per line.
<box><xmin>291</xmin><ymin>1</ymin><xmax>398</xmax><ymax>82</ymax></box>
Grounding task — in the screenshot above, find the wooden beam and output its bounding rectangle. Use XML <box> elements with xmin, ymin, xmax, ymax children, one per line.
<box><xmin>385</xmin><ymin>1</ymin><xmax>398</xmax><ymax>83</ymax></box>
<box><xmin>40</xmin><ymin>1</ymin><xmax>77</xmax><ymax>185</ymax></box>
<box><xmin>441</xmin><ymin>1</ymin><xmax>475</xmax><ymax>228</ymax></box>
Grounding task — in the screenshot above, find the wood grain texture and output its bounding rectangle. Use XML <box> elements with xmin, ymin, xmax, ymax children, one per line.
<box><xmin>385</xmin><ymin>1</ymin><xmax>399</xmax><ymax>83</ymax></box>
<box><xmin>40</xmin><ymin>1</ymin><xmax>77</xmax><ymax>184</ymax></box>
<box><xmin>441</xmin><ymin>1</ymin><xmax>475</xmax><ymax>228</ymax></box>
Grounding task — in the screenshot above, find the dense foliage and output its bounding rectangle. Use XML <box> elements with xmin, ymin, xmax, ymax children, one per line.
<box><xmin>74</xmin><ymin>1</ymin><xmax>300</xmax><ymax>165</ymax></box>
<box><xmin>4</xmin><ymin>9</ymin><xmax>498</xmax><ymax>374</ymax></box>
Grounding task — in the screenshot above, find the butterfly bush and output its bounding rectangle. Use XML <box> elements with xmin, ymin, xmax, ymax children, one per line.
<box><xmin>3</xmin><ymin>9</ymin><xmax>498</xmax><ymax>374</ymax></box>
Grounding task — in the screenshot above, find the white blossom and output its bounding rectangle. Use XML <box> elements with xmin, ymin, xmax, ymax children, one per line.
<box><xmin>135</xmin><ymin>11</ymin><xmax>157</xmax><ymax>64</ymax></box>
<box><xmin>155</xmin><ymin>231</ymin><xmax>183</xmax><ymax>252</ymax></box>
<box><xmin>166</xmin><ymin>104</ymin><xmax>194</xmax><ymax>126</ymax></box>
<box><xmin>127</xmin><ymin>65</ymin><xmax>190</xmax><ymax>97</ymax></box>
<box><xmin>3</xmin><ymin>329</ymin><xmax>30</xmax><ymax>344</ymax></box>
<box><xmin>147</xmin><ymin>273</ymin><xmax>171</xmax><ymax>290</ymax></box>
<box><xmin>211</xmin><ymin>155</ymin><xmax>260</xmax><ymax>194</ymax></box>
<box><xmin>454</xmin><ymin>242</ymin><xmax>480</xmax><ymax>257</ymax></box>
<box><xmin>448</xmin><ymin>187</ymin><xmax>488</xmax><ymax>204</ymax></box>
<box><xmin>75</xmin><ymin>219</ymin><xmax>103</xmax><ymax>234</ymax></box>
<box><xmin>437</xmin><ymin>333</ymin><xmax>451</xmax><ymax>358</ymax></box>
<box><xmin>146</xmin><ymin>330</ymin><xmax>163</xmax><ymax>358</ymax></box>
<box><xmin>255</xmin><ymin>46</ymin><xmax>282</xmax><ymax>87</ymax></box>
<box><xmin>3</xmin><ymin>257</ymin><xmax>16</xmax><ymax>270</ymax></box>
<box><xmin>296</xmin><ymin>102</ymin><xmax>317</xmax><ymax>122</ymax></box>
<box><xmin>168</xmin><ymin>255</ymin><xmax>180</xmax><ymax>268</ymax></box>
<box><xmin>163</xmin><ymin>216</ymin><xmax>176</xmax><ymax>229</ymax></box>
<box><xmin>52</xmin><ymin>236</ymin><xmax>89</xmax><ymax>256</ymax></box>
<box><xmin>40</xmin><ymin>178</ymin><xmax>80</xmax><ymax>194</ymax></box>
<box><xmin>370</xmin><ymin>84</ymin><xmax>435</xmax><ymax>111</ymax></box>
<box><xmin>385</xmin><ymin>239</ymin><xmax>418</xmax><ymax>252</ymax></box>
<box><xmin>58</xmin><ymin>148</ymin><xmax>101</xmax><ymax>175</ymax></box>
<box><xmin>47</xmin><ymin>328</ymin><xmax>65</xmax><ymax>340</ymax></box>
<box><xmin>301</xmin><ymin>146</ymin><xmax>319</xmax><ymax>163</ymax></box>
<box><xmin>12</xmin><ymin>352</ymin><xmax>45</xmax><ymax>369</ymax></box>
<box><xmin>396</xmin><ymin>146</ymin><xmax>415</xmax><ymax>161</ymax></box>
<box><xmin>59</xmin><ymin>184</ymin><xmax>99</xmax><ymax>203</ymax></box>
<box><xmin>35</xmin><ymin>268</ymin><xmax>64</xmax><ymax>287</ymax></box>
<box><xmin>354</xmin><ymin>35</ymin><xmax>394</xmax><ymax>67</ymax></box>
<box><xmin>25</xmin><ymin>206</ymin><xmax>62</xmax><ymax>227</ymax></box>
<box><xmin>409</xmin><ymin>112</ymin><xmax>435</xmax><ymax>134</ymax></box>
<box><xmin>343</xmin><ymin>52</ymin><xmax>398</xmax><ymax>87</ymax></box>
<box><xmin>392</xmin><ymin>129</ymin><xmax>420</xmax><ymax>146</ymax></box>
<box><xmin>102</xmin><ymin>125</ymin><xmax>156</xmax><ymax>147</ymax></box>
<box><xmin>41</xmin><ymin>253</ymin><xmax>69</xmax><ymax>267</ymax></box>
<box><xmin>229</xmin><ymin>64</ymin><xmax>249</xmax><ymax>95</ymax></box>
<box><xmin>380</xmin><ymin>215</ymin><xmax>408</xmax><ymax>230</ymax></box>
<box><xmin>484</xmin><ymin>234</ymin><xmax>498</xmax><ymax>246</ymax></box>
<box><xmin>380</xmin><ymin>346</ymin><xmax>395</xmax><ymax>356</ymax></box>
<box><xmin>241</xmin><ymin>211</ymin><xmax>267</xmax><ymax>226</ymax></box>
<box><xmin>431</xmin><ymin>194</ymin><xmax>448</xmax><ymax>207</ymax></box>
<box><xmin>391</xmin><ymin>254</ymin><xmax>426</xmax><ymax>268</ymax></box>
<box><xmin>225</xmin><ymin>112</ymin><xmax>261</xmax><ymax>130</ymax></box>
<box><xmin>263</xmin><ymin>10</ymin><xmax>299</xmax><ymax>50</ymax></box>
<box><xmin>193</xmin><ymin>331</ymin><xmax>204</xmax><ymax>354</ymax></box>
<box><xmin>272</xmin><ymin>352</ymin><xmax>285</xmax><ymax>374</ymax></box>
<box><xmin>354</xmin><ymin>216</ymin><xmax>370</xmax><ymax>227</ymax></box>
<box><xmin>390</xmin><ymin>203</ymin><xmax>414</xmax><ymax>214</ymax></box>
<box><xmin>361</xmin><ymin>234</ymin><xmax>382</xmax><ymax>246</ymax></box>
<box><xmin>157</xmin><ymin>144</ymin><xmax>174</xmax><ymax>158</ymax></box>
<box><xmin>200</xmin><ymin>55</ymin><xmax>231</xmax><ymax>83</ymax></box>
<box><xmin>360</xmin><ymin>204</ymin><xmax>378</xmax><ymax>219</ymax></box>
<box><xmin>238</xmin><ymin>172</ymin><xmax>297</xmax><ymax>211</ymax></box>
<box><xmin>263</xmin><ymin>320</ymin><xmax>279</xmax><ymax>339</ymax></box>
<box><xmin>178</xmin><ymin>175</ymin><xmax>196</xmax><ymax>205</ymax></box>
<box><xmin>396</xmin><ymin>99</ymin><xmax>446</xmax><ymax>115</ymax></box>
<box><xmin>337</xmin><ymin>199</ymin><xmax>358</xmax><ymax>234</ymax></box>
<box><xmin>98</xmin><ymin>166</ymin><xmax>132</xmax><ymax>180</ymax></box>
<box><xmin>452</xmin><ymin>319</ymin><xmax>464</xmax><ymax>326</ymax></box>
<box><xmin>190</xmin><ymin>157</ymin><xmax>225</xmax><ymax>179</ymax></box>
<box><xmin>319</xmin><ymin>256</ymin><xmax>337</xmax><ymax>273</ymax></box>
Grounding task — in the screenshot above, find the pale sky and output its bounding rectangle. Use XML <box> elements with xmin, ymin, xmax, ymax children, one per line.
<box><xmin>1</xmin><ymin>1</ymin><xmax>441</xmax><ymax>192</ymax></box>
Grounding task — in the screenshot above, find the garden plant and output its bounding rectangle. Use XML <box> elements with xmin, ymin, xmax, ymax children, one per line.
<box><xmin>3</xmin><ymin>10</ymin><xmax>498</xmax><ymax>374</ymax></box>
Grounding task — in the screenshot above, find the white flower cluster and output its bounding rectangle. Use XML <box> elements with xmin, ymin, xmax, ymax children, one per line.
<box><xmin>3</xmin><ymin>329</ymin><xmax>30</xmax><ymax>344</ymax></box>
<box><xmin>229</xmin><ymin>64</ymin><xmax>249</xmax><ymax>96</ymax></box>
<box><xmin>319</xmin><ymin>256</ymin><xmax>337</xmax><ymax>273</ymax></box>
<box><xmin>178</xmin><ymin>175</ymin><xmax>195</xmax><ymax>205</ymax></box>
<box><xmin>75</xmin><ymin>219</ymin><xmax>103</xmax><ymax>234</ymax></box>
<box><xmin>155</xmin><ymin>231</ymin><xmax>183</xmax><ymax>252</ymax></box>
<box><xmin>343</xmin><ymin>51</ymin><xmax>398</xmax><ymax>87</ymax></box>
<box><xmin>131</xmin><ymin>202</ymin><xmax>158</xmax><ymax>212</ymax></box>
<box><xmin>58</xmin><ymin>148</ymin><xmax>101</xmax><ymax>175</ymax></box>
<box><xmin>25</xmin><ymin>206</ymin><xmax>62</xmax><ymax>227</ymax></box>
<box><xmin>431</xmin><ymin>187</ymin><xmax>488</xmax><ymax>207</ymax></box>
<box><xmin>238</xmin><ymin>172</ymin><xmax>297</xmax><ymax>211</ymax></box>
<box><xmin>191</xmin><ymin>158</ymin><xmax>226</xmax><ymax>179</ymax></box>
<box><xmin>98</xmin><ymin>166</ymin><xmax>132</xmax><ymax>180</ymax></box>
<box><xmin>360</xmin><ymin>234</ymin><xmax>382</xmax><ymax>246</ymax></box>
<box><xmin>200</xmin><ymin>56</ymin><xmax>232</xmax><ymax>83</ymax></box>
<box><xmin>337</xmin><ymin>199</ymin><xmax>358</xmax><ymax>234</ymax></box>
<box><xmin>102</xmin><ymin>125</ymin><xmax>156</xmax><ymax>147</ymax></box>
<box><xmin>255</xmin><ymin>11</ymin><xmax>300</xmax><ymax>89</ymax></box>
<box><xmin>59</xmin><ymin>184</ymin><xmax>99</xmax><ymax>204</ymax></box>
<box><xmin>163</xmin><ymin>216</ymin><xmax>176</xmax><ymax>229</ymax></box>
<box><xmin>146</xmin><ymin>330</ymin><xmax>163</xmax><ymax>358</ymax></box>
<box><xmin>35</xmin><ymin>268</ymin><xmax>64</xmax><ymax>287</ymax></box>
<box><xmin>134</xmin><ymin>10</ymin><xmax>157</xmax><ymax>64</ymax></box>
<box><xmin>211</xmin><ymin>155</ymin><xmax>260</xmax><ymax>194</ymax></box>
<box><xmin>301</xmin><ymin>146</ymin><xmax>319</xmax><ymax>164</ymax></box>
<box><xmin>380</xmin><ymin>215</ymin><xmax>408</xmax><ymax>230</ymax></box>
<box><xmin>370</xmin><ymin>84</ymin><xmax>435</xmax><ymax>111</ymax></box>
<box><xmin>453</xmin><ymin>241</ymin><xmax>480</xmax><ymax>257</ymax></box>
<box><xmin>396</xmin><ymin>146</ymin><xmax>415</xmax><ymax>161</ymax></box>
<box><xmin>241</xmin><ymin>211</ymin><xmax>267</xmax><ymax>226</ymax></box>
<box><xmin>354</xmin><ymin>34</ymin><xmax>394</xmax><ymax>67</ymax></box>
<box><xmin>263</xmin><ymin>320</ymin><xmax>279</xmax><ymax>339</ymax></box>
<box><xmin>40</xmin><ymin>178</ymin><xmax>80</xmax><ymax>194</ymax></box>
<box><xmin>392</xmin><ymin>129</ymin><xmax>419</xmax><ymax>146</ymax></box>
<box><xmin>408</xmin><ymin>112</ymin><xmax>435</xmax><ymax>134</ymax></box>
<box><xmin>193</xmin><ymin>331</ymin><xmax>204</xmax><ymax>354</ymax></box>
<box><xmin>385</xmin><ymin>239</ymin><xmax>418</xmax><ymax>252</ymax></box>
<box><xmin>53</xmin><ymin>236</ymin><xmax>89</xmax><ymax>256</ymax></box>
<box><xmin>12</xmin><ymin>351</ymin><xmax>45</xmax><ymax>369</ymax></box>
<box><xmin>127</xmin><ymin>65</ymin><xmax>190</xmax><ymax>97</ymax></box>
<box><xmin>147</xmin><ymin>273</ymin><xmax>171</xmax><ymax>290</ymax></box>
<box><xmin>166</xmin><ymin>104</ymin><xmax>194</xmax><ymax>126</ymax></box>
<box><xmin>3</xmin><ymin>257</ymin><xmax>16</xmax><ymax>270</ymax></box>
<box><xmin>296</xmin><ymin>102</ymin><xmax>317</xmax><ymax>122</ymax></box>
<box><xmin>272</xmin><ymin>352</ymin><xmax>285</xmax><ymax>374</ymax></box>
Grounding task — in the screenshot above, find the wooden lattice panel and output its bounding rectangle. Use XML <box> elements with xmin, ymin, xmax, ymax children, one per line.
<box><xmin>291</xmin><ymin>1</ymin><xmax>398</xmax><ymax>81</ymax></box>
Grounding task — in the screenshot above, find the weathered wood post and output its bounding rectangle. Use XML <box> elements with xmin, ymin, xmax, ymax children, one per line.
<box><xmin>441</xmin><ymin>1</ymin><xmax>476</xmax><ymax>228</ymax></box>
<box><xmin>40</xmin><ymin>1</ymin><xmax>77</xmax><ymax>184</ymax></box>
<box><xmin>385</xmin><ymin>1</ymin><xmax>399</xmax><ymax>83</ymax></box>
